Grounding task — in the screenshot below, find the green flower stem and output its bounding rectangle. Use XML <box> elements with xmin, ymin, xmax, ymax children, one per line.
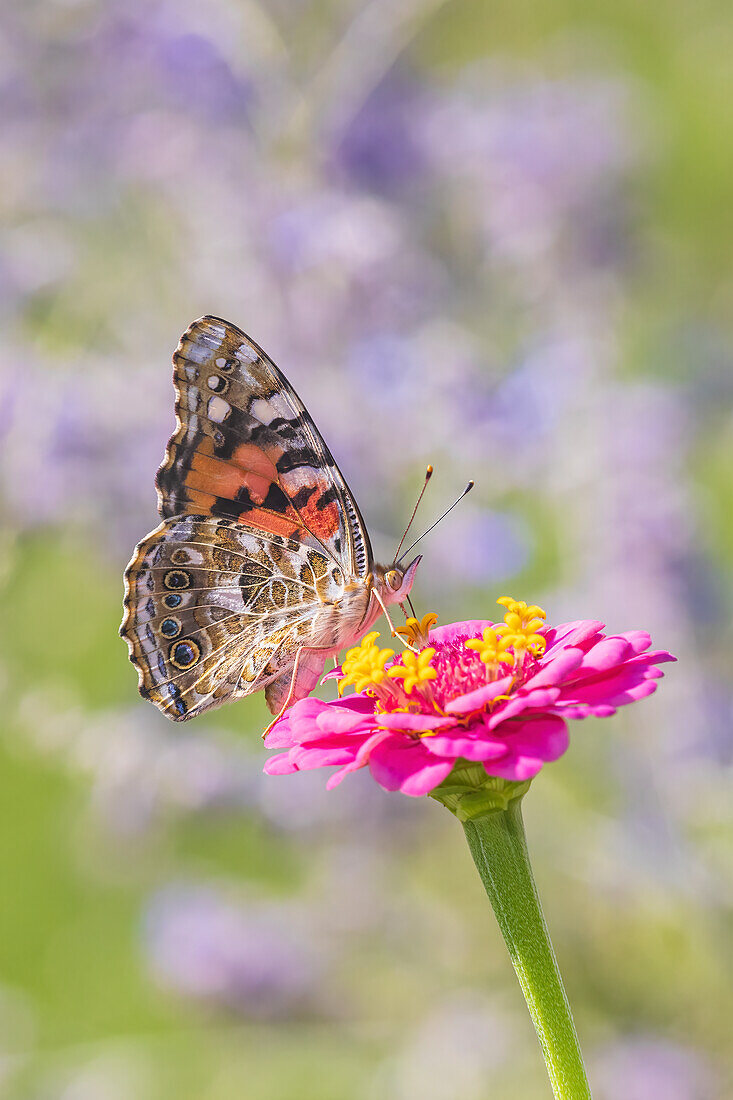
<box><xmin>463</xmin><ymin>799</ymin><xmax>592</xmax><ymax>1100</ymax></box>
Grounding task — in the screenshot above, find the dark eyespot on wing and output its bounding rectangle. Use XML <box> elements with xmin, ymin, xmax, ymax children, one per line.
<box><xmin>167</xmin><ymin>682</ymin><xmax>187</xmax><ymax>718</ymax></box>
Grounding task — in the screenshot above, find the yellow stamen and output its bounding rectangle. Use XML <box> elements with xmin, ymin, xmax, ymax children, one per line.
<box><xmin>465</xmin><ymin>627</ymin><xmax>514</xmax><ymax>666</ymax></box>
<box><xmin>396</xmin><ymin>612</ymin><xmax>438</xmax><ymax>650</ymax></box>
<box><xmin>495</xmin><ymin>596</ymin><xmax>547</xmax><ymax>658</ymax></box>
<box><xmin>339</xmin><ymin>632</ymin><xmax>395</xmax><ymax>695</ymax></box>
<box><xmin>387</xmin><ymin>647</ymin><xmax>437</xmax><ymax>695</ymax></box>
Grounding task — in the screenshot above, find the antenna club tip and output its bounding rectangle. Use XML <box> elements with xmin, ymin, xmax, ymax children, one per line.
<box><xmin>426</xmin><ymin>464</ymin><xmax>434</xmax><ymax>477</ymax></box>
<box><xmin>466</xmin><ymin>480</ymin><xmax>475</xmax><ymax>492</ymax></box>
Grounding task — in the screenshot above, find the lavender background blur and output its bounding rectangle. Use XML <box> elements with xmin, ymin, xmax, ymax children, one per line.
<box><xmin>1</xmin><ymin>2</ymin><xmax>732</xmax><ymax>1098</ymax></box>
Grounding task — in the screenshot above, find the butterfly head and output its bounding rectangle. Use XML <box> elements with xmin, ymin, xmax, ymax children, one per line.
<box><xmin>375</xmin><ymin>555</ymin><xmax>422</xmax><ymax>606</ymax></box>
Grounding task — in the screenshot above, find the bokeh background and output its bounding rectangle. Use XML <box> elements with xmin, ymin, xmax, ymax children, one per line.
<box><xmin>1</xmin><ymin>1</ymin><xmax>732</xmax><ymax>1097</ymax></box>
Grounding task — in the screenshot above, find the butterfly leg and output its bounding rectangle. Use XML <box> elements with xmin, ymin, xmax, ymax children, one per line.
<box><xmin>261</xmin><ymin>644</ymin><xmax>334</xmax><ymax>738</ymax></box>
<box><xmin>371</xmin><ymin>590</ymin><xmax>419</xmax><ymax>652</ymax></box>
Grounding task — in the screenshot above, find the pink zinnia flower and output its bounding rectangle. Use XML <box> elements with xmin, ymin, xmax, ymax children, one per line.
<box><xmin>264</xmin><ymin>598</ymin><xmax>675</xmax><ymax>798</ymax></box>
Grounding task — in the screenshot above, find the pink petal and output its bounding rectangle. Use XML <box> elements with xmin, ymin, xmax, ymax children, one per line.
<box><xmin>263</xmin><ymin>718</ymin><xmax>296</xmax><ymax>749</ymax></box>
<box><xmin>325</xmin><ymin>730</ymin><xmax>391</xmax><ymax>788</ymax></box>
<box><xmin>560</xmin><ymin>663</ymin><xmax>663</xmax><ymax>707</ymax></box>
<box><xmin>374</xmin><ymin>712</ymin><xmax>455</xmax><ymax>732</ymax></box>
<box><xmin>354</xmin><ymin>729</ymin><xmax>393</xmax><ymax>764</ymax></box>
<box><xmin>616</xmin><ymin>630</ymin><xmax>653</xmax><ymax>655</ymax></box>
<box><xmin>523</xmin><ymin>648</ymin><xmax>584</xmax><ymax>689</ymax></box>
<box><xmin>263</xmin><ymin>753</ymin><xmax>299</xmax><ymax>775</ymax></box>
<box><xmin>320</xmin><ymin>667</ymin><xmax>342</xmax><ymax>683</ymax></box>
<box><xmin>316</xmin><ymin>705</ymin><xmax>376</xmax><ymax>735</ymax></box>
<box><xmin>289</xmin><ymin>697</ymin><xmax>376</xmax><ymax>740</ymax></box>
<box><xmin>427</xmin><ymin>734</ymin><xmax>510</xmax><ymax>761</ymax></box>
<box><xmin>559</xmin><ymin>702</ymin><xmax>616</xmax><ymax>719</ymax></box>
<box><xmin>326</xmin><ymin>766</ymin><xmax>363</xmax><ymax>789</ymax></box>
<box><xmin>491</xmin><ymin>715</ymin><xmax>569</xmax><ymax>761</ymax></box>
<box><xmin>603</xmin><ymin>678</ymin><xmax>660</xmax><ymax>707</ymax></box>
<box><xmin>575</xmin><ymin>636</ymin><xmax>636</xmax><ymax>674</ymax></box>
<box><xmin>290</xmin><ymin>744</ymin><xmax>360</xmax><ymax>769</ymax></box>
<box><xmin>638</xmin><ymin>649</ymin><xmax>676</xmax><ymax>665</ymax></box>
<box><xmin>428</xmin><ymin>620</ymin><xmax>494</xmax><ymax>645</ymax></box>
<box><xmin>367</xmin><ymin>738</ymin><xmax>454</xmax><ymax>796</ymax></box>
<box><xmin>543</xmin><ymin>620</ymin><xmax>605</xmax><ymax>654</ymax></box>
<box><xmin>483</xmin><ymin>755</ymin><xmax>546</xmax><ymax>781</ymax></box>
<box><xmin>399</xmin><ymin>760</ymin><xmax>455</xmax><ymax>797</ymax></box>
<box><xmin>445</xmin><ymin>674</ymin><xmax>515</xmax><ymax>715</ymax></box>
<box><xmin>486</xmin><ymin>686</ymin><xmax>560</xmax><ymax>727</ymax></box>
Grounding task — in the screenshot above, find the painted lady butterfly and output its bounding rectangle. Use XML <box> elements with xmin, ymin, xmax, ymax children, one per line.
<box><xmin>120</xmin><ymin>317</ymin><xmax>421</xmax><ymax>722</ymax></box>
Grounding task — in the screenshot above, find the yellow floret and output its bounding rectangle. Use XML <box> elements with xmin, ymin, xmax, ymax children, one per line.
<box><xmin>496</xmin><ymin>596</ymin><xmax>547</xmax><ymax>658</ymax></box>
<box><xmin>339</xmin><ymin>633</ymin><xmax>395</xmax><ymax>695</ymax></box>
<box><xmin>465</xmin><ymin>626</ymin><xmax>515</xmax><ymax>666</ymax></box>
<box><xmin>396</xmin><ymin>612</ymin><xmax>438</xmax><ymax>650</ymax></box>
<box><xmin>387</xmin><ymin>647</ymin><xmax>437</xmax><ymax>694</ymax></box>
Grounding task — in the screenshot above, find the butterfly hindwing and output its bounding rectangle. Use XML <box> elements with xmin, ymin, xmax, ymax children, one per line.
<box><xmin>156</xmin><ymin>316</ymin><xmax>372</xmax><ymax>578</ymax></box>
<box><xmin>120</xmin><ymin>514</ymin><xmax>347</xmax><ymax>721</ymax></box>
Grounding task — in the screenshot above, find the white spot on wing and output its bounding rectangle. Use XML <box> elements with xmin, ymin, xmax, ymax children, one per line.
<box><xmin>208</xmin><ymin>396</ymin><xmax>231</xmax><ymax>423</ymax></box>
<box><xmin>270</xmin><ymin>393</ymin><xmax>295</xmax><ymax>420</ymax></box>
<box><xmin>250</xmin><ymin>398</ymin><xmax>276</xmax><ymax>425</ymax></box>
<box><xmin>185</xmin><ymin>343</ymin><xmax>211</xmax><ymax>364</ymax></box>
<box><xmin>237</xmin><ymin>343</ymin><xmax>259</xmax><ymax>364</ymax></box>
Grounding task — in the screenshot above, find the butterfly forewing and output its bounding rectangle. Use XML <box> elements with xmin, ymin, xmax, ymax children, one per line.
<box><xmin>156</xmin><ymin>316</ymin><xmax>371</xmax><ymax>578</ymax></box>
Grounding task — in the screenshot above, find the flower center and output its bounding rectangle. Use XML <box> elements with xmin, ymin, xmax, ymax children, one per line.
<box><xmin>337</xmin><ymin>597</ymin><xmax>548</xmax><ymax>726</ymax></box>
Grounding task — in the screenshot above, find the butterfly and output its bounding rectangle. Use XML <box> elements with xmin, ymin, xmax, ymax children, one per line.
<box><xmin>120</xmin><ymin>316</ymin><xmax>421</xmax><ymax>723</ymax></box>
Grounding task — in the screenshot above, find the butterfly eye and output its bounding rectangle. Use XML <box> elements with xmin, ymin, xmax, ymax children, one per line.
<box><xmin>385</xmin><ymin>569</ymin><xmax>403</xmax><ymax>591</ymax></box>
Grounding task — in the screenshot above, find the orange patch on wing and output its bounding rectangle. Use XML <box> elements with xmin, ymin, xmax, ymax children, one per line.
<box><xmin>232</xmin><ymin>443</ymin><xmax>281</xmax><ymax>481</ymax></box>
<box><xmin>241</xmin><ymin>509</ymin><xmax>301</xmax><ymax>539</ymax></box>
<box><xmin>181</xmin><ymin>487</ymin><xmax>217</xmax><ymax>514</ymax></box>
<box><xmin>189</xmin><ymin>453</ymin><xmax>271</xmax><ymax>502</ymax></box>
<box><xmin>299</xmin><ymin>497</ymin><xmax>340</xmax><ymax>540</ymax></box>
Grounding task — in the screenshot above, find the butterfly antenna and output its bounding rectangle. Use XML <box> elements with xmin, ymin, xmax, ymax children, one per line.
<box><xmin>397</xmin><ymin>481</ymin><xmax>474</xmax><ymax>563</ymax></box>
<box><xmin>393</xmin><ymin>465</ymin><xmax>433</xmax><ymax>563</ymax></box>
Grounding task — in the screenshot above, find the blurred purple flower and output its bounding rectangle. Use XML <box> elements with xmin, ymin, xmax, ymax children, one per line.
<box><xmin>0</xmin><ymin>356</ymin><xmax>169</xmax><ymax>547</ymax></box>
<box><xmin>419</xmin><ymin>68</ymin><xmax>638</xmax><ymax>268</ymax></box>
<box><xmin>425</xmin><ymin>507</ymin><xmax>530</xmax><ymax>588</ymax></box>
<box><xmin>143</xmin><ymin>884</ymin><xmax>325</xmax><ymax>1017</ymax></box>
<box><xmin>331</xmin><ymin>68</ymin><xmax>429</xmax><ymax>192</ymax></box>
<box><xmin>267</xmin><ymin>190</ymin><xmax>404</xmax><ymax>276</ymax></box>
<box><xmin>593</xmin><ymin>1037</ymin><xmax>717</xmax><ymax>1100</ymax></box>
